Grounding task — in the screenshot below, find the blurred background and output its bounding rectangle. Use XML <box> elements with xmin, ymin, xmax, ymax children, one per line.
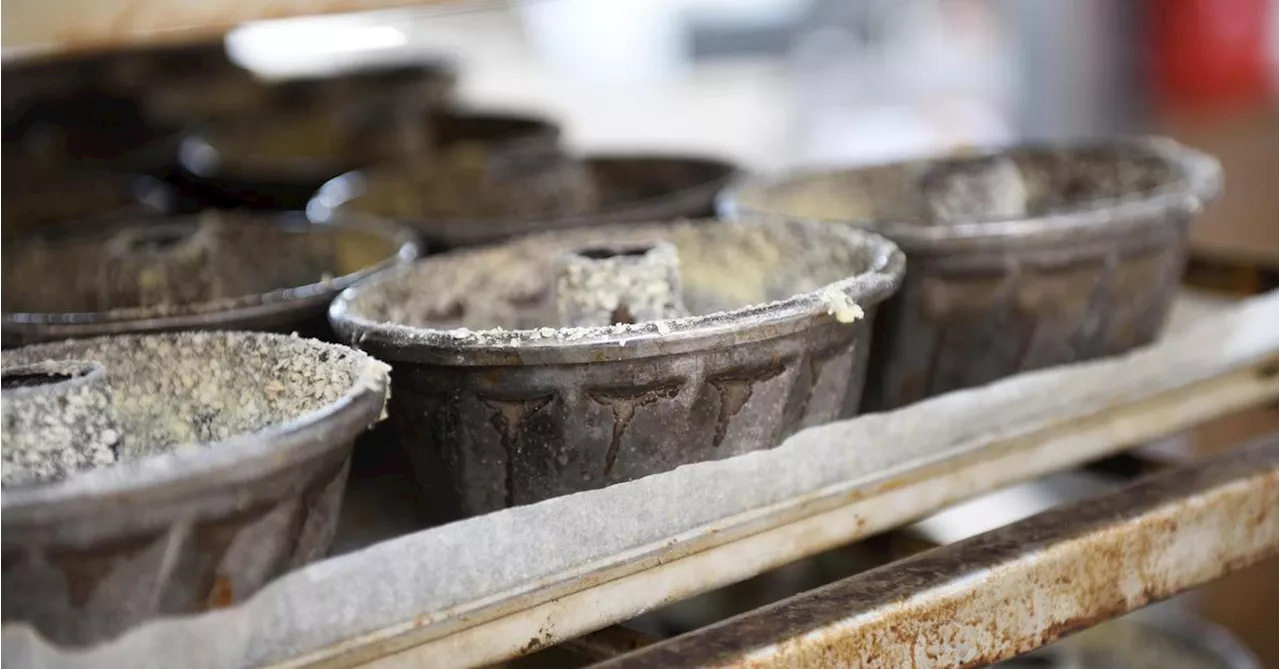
<box><xmin>216</xmin><ymin>0</ymin><xmax>1276</xmax><ymax>262</ymax></box>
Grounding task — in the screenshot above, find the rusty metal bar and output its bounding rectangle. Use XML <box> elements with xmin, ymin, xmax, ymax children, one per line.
<box><xmin>561</xmin><ymin>626</ymin><xmax>662</xmax><ymax>662</ymax></box>
<box><xmin>597</xmin><ymin>437</ymin><xmax>1280</xmax><ymax>669</ymax></box>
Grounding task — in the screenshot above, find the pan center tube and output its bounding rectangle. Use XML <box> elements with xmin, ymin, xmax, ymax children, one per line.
<box><xmin>1</xmin><ymin>360</ymin><xmax>121</xmax><ymax>488</ymax></box>
<box><xmin>553</xmin><ymin>241</ymin><xmax>689</xmax><ymax>328</ymax></box>
<box><xmin>99</xmin><ymin>218</ymin><xmax>230</xmax><ymax>309</ymax></box>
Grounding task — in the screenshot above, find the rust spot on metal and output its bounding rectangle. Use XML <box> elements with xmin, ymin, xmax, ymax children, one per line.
<box><xmin>478</xmin><ymin>393</ymin><xmax>556</xmax><ymax>507</ymax></box>
<box><xmin>708</xmin><ymin>366</ymin><xmax>786</xmax><ymax>447</ymax></box>
<box><xmin>597</xmin><ymin>439</ymin><xmax>1278</xmax><ymax>669</ymax></box>
<box><xmin>205</xmin><ymin>573</ymin><xmax>235</xmax><ymax>609</ymax></box>
<box><xmin>520</xmin><ymin>622</ymin><xmax>558</xmax><ymax>655</ymax></box>
<box><xmin>174</xmin><ymin>502</ymin><xmax>279</xmax><ymax>613</ymax></box>
<box><xmin>588</xmin><ymin>382</ymin><xmax>682</xmax><ymax>476</ymax></box>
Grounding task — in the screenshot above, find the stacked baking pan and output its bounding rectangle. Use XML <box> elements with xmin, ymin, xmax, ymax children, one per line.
<box><xmin>2</xmin><ymin>40</ymin><xmax>1221</xmax><ymax>649</ymax></box>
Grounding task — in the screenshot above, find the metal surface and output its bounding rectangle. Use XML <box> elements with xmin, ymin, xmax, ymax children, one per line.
<box><xmin>179</xmin><ymin>60</ymin><xmax>454</xmax><ymax>128</ymax></box>
<box><xmin>1</xmin><ymin>332</ymin><xmax>390</xmax><ymax>647</ymax></box>
<box><xmin>599</xmin><ymin>437</ymin><xmax>1279</xmax><ymax>668</ymax></box>
<box><xmin>722</xmin><ymin>137</ymin><xmax>1224</xmax><ymax>410</ymax></box>
<box><xmin>1</xmin><ymin>171</ymin><xmax>170</xmax><ymax>236</ymax></box>
<box><xmin>3</xmin><ymin>40</ymin><xmax>244</xmax><ymax>118</ymax></box>
<box><xmin>3</xmin><ymin>88</ymin><xmax>186</xmax><ymax>176</ymax></box>
<box><xmin>1</xmin><ymin>212</ymin><xmax>418</xmax><ymax>346</ymax></box>
<box><xmin>329</xmin><ymin>219</ymin><xmax>903</xmax><ymax>522</ymax></box>
<box><xmin>334</xmin><ymin>109</ymin><xmax>593</xmax><ymax>223</ymax></box>
<box><xmin>184</xmin><ymin>107</ymin><xmax>559</xmax><ymax>214</ymax></box>
<box><xmin>312</xmin><ymin>154</ymin><xmax>741</xmax><ymax>249</ymax></box>
<box><xmin>995</xmin><ymin>611</ymin><xmax>1263</xmax><ymax>669</ymax></box>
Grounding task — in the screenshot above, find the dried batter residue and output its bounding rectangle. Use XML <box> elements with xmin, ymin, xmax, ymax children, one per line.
<box><xmin>1</xmin><ymin>332</ymin><xmax>389</xmax><ymax>487</ymax></box>
<box><xmin>341</xmin><ymin>219</ymin><xmax>881</xmax><ymax>344</ymax></box>
<box><xmin>2</xmin><ymin>213</ymin><xmax>407</xmax><ymax>319</ymax></box>
<box><xmin>731</xmin><ymin>144</ymin><xmax>1183</xmax><ymax>227</ymax></box>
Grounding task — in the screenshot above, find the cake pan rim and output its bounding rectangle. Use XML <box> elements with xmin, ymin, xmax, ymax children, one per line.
<box><xmin>717</xmin><ymin>136</ymin><xmax>1223</xmax><ymax>251</ymax></box>
<box><xmin>0</xmin><ymin>330</ymin><xmax>389</xmax><ymax>521</ymax></box>
<box><xmin>1</xmin><ymin>211</ymin><xmax>420</xmax><ymax>341</ymax></box>
<box><xmin>328</xmin><ymin>219</ymin><xmax>905</xmax><ymax>366</ymax></box>
<box><xmin>306</xmin><ymin>152</ymin><xmax>741</xmax><ymax>245</ymax></box>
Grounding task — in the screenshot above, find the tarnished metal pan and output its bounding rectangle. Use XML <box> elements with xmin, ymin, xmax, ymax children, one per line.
<box><xmin>311</xmin><ymin>154</ymin><xmax>739</xmax><ymax>250</ymax></box>
<box><xmin>152</xmin><ymin>59</ymin><xmax>455</xmax><ymax>127</ymax></box>
<box><xmin>1</xmin><ymin>212</ymin><xmax>418</xmax><ymax>346</ymax></box>
<box><xmin>1</xmin><ymin>169</ymin><xmax>171</xmax><ymax>236</ymax></box>
<box><xmin>330</xmin><ymin>218</ymin><xmax>903</xmax><ymax>522</ymax></box>
<box><xmin>1</xmin><ymin>331</ymin><xmax>390</xmax><ymax>647</ymax></box>
<box><xmin>181</xmin><ymin>108</ymin><xmax>564</xmax><ymax>212</ymax></box>
<box><xmin>3</xmin><ymin>41</ymin><xmax>238</xmax><ymax>103</ymax></box>
<box><xmin>3</xmin><ymin>88</ymin><xmax>183</xmax><ymax>176</ymax></box>
<box><xmin>721</xmin><ymin>137</ymin><xmax>1222</xmax><ymax>410</ymax></box>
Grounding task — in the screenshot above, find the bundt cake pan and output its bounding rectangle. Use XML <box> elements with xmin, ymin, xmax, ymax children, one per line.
<box><xmin>1</xmin><ymin>331</ymin><xmax>390</xmax><ymax>647</ymax></box>
<box><xmin>1</xmin><ymin>212</ymin><xmax>418</xmax><ymax>347</ymax></box>
<box><xmin>3</xmin><ymin>49</ymin><xmax>158</xmax><ymax>120</ymax></box>
<box><xmin>330</xmin><ymin>218</ymin><xmax>903</xmax><ymax>522</ymax></box>
<box><xmin>310</xmin><ymin>153</ymin><xmax>739</xmax><ymax>249</ymax></box>
<box><xmin>180</xmin><ymin>107</ymin><xmax>561</xmax><ymax>212</ymax></box>
<box><xmin>720</xmin><ymin>137</ymin><xmax>1222</xmax><ymax>410</ymax></box>
<box><xmin>177</xmin><ymin>108</ymin><xmax>391</xmax><ymax>211</ymax></box>
<box><xmin>147</xmin><ymin>58</ymin><xmax>455</xmax><ymax>127</ymax></box>
<box><xmin>3</xmin><ymin>41</ymin><xmax>239</xmax><ymax>106</ymax></box>
<box><xmin>1</xmin><ymin>169</ymin><xmax>171</xmax><ymax>236</ymax></box>
<box><xmin>3</xmin><ymin>88</ymin><xmax>184</xmax><ymax>176</ymax></box>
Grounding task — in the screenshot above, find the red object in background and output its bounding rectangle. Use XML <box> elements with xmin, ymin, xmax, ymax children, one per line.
<box><xmin>1150</xmin><ymin>0</ymin><xmax>1276</xmax><ymax>112</ymax></box>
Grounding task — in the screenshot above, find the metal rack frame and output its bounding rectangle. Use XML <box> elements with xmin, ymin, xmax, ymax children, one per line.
<box><xmin>2</xmin><ymin>5</ymin><xmax>1277</xmax><ymax>665</ymax></box>
<box><xmin>594</xmin><ymin>439</ymin><xmax>1277</xmax><ymax>668</ymax></box>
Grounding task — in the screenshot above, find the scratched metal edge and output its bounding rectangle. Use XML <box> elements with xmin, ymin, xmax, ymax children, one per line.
<box><xmin>597</xmin><ymin>438</ymin><xmax>1280</xmax><ymax>669</ymax></box>
<box><xmin>1</xmin><ymin>0</ymin><xmax>503</xmax><ymax>58</ymax></box>
<box><xmin>335</xmin><ymin>361</ymin><xmax>1278</xmax><ymax>669</ymax></box>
